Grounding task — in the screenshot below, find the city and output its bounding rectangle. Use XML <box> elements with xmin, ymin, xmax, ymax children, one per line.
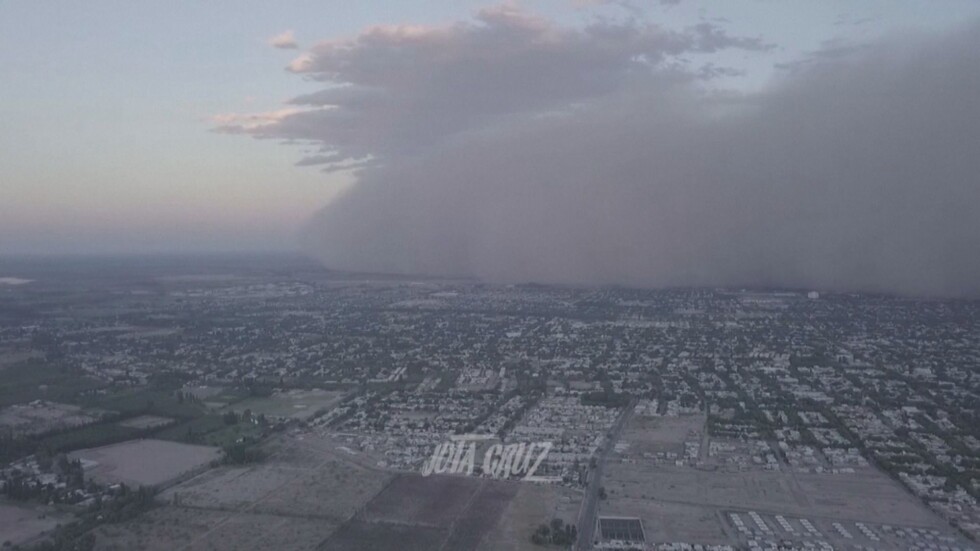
<box><xmin>3</xmin><ymin>3</ymin><xmax>980</xmax><ymax>549</ymax></box>
<box><xmin>0</xmin><ymin>255</ymin><xmax>976</xmax><ymax>550</ymax></box>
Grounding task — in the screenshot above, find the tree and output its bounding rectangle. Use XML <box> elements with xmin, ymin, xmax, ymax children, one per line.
<box><xmin>530</xmin><ymin>518</ymin><xmax>576</xmax><ymax>546</ymax></box>
<box><xmin>555</xmin><ymin>523</ymin><xmax>577</xmax><ymax>545</ymax></box>
<box><xmin>223</xmin><ymin>442</ymin><xmax>263</xmax><ymax>465</ymax></box>
<box><xmin>530</xmin><ymin>523</ymin><xmax>551</xmax><ymax>545</ymax></box>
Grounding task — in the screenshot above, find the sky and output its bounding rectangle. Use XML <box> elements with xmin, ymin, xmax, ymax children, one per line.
<box><xmin>2</xmin><ymin>1</ymin><xmax>980</xmax><ymax>295</ymax></box>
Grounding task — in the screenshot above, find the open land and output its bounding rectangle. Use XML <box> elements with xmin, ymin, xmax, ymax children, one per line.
<box><xmin>321</xmin><ymin>473</ymin><xmax>520</xmax><ymax>551</ymax></box>
<box><xmin>71</xmin><ymin>439</ymin><xmax>221</xmax><ymax>487</ymax></box>
<box><xmin>0</xmin><ymin>400</ymin><xmax>104</xmax><ymax>437</ymax></box>
<box><xmin>478</xmin><ymin>481</ymin><xmax>582</xmax><ymax>551</ymax></box>
<box><xmin>0</xmin><ymin>502</ymin><xmax>71</xmax><ymax>547</ymax></box>
<box><xmin>597</xmin><ymin>411</ymin><xmax>968</xmax><ymax>549</ymax></box>
<box><xmin>118</xmin><ymin>415</ymin><xmax>174</xmax><ymax>430</ymax></box>
<box><xmin>224</xmin><ymin>389</ymin><xmax>345</xmax><ymax>421</ymax></box>
<box><xmin>95</xmin><ymin>433</ymin><xmax>389</xmax><ymax>550</ymax></box>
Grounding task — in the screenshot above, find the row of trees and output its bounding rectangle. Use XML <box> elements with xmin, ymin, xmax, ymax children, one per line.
<box><xmin>530</xmin><ymin>517</ymin><xmax>577</xmax><ymax>546</ymax></box>
<box><xmin>25</xmin><ymin>484</ymin><xmax>156</xmax><ymax>551</ymax></box>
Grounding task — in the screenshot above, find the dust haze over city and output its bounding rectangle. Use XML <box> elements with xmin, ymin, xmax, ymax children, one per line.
<box><xmin>1</xmin><ymin>2</ymin><xmax>980</xmax><ymax>551</ymax></box>
<box><xmin>215</xmin><ymin>4</ymin><xmax>980</xmax><ymax>297</ymax></box>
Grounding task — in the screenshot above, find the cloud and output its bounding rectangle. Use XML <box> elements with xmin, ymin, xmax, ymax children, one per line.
<box><xmin>268</xmin><ymin>30</ymin><xmax>298</xmax><ymax>49</ymax></box>
<box><xmin>218</xmin><ymin>4</ymin><xmax>771</xmax><ymax>171</ymax></box>
<box><xmin>774</xmin><ymin>37</ymin><xmax>869</xmax><ymax>73</ymax></box>
<box><xmin>209</xmin><ymin>108</ymin><xmax>307</xmax><ymax>132</ymax></box>
<box><xmin>224</xmin><ymin>7</ymin><xmax>980</xmax><ymax>297</ymax></box>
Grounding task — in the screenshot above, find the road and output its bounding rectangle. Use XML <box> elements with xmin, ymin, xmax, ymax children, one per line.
<box><xmin>574</xmin><ymin>399</ymin><xmax>635</xmax><ymax>550</ymax></box>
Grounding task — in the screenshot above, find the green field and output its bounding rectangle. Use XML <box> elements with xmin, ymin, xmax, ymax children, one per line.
<box><xmin>76</xmin><ymin>389</ymin><xmax>206</xmax><ymax>419</ymax></box>
<box><xmin>154</xmin><ymin>414</ymin><xmax>264</xmax><ymax>447</ymax></box>
<box><xmin>223</xmin><ymin>389</ymin><xmax>344</xmax><ymax>421</ymax></box>
<box><xmin>36</xmin><ymin>422</ymin><xmax>143</xmax><ymax>453</ymax></box>
<box><xmin>0</xmin><ymin>359</ymin><xmax>103</xmax><ymax>408</ymax></box>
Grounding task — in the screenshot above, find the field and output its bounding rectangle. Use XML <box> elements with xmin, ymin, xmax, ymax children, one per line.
<box><xmin>477</xmin><ymin>482</ymin><xmax>581</xmax><ymax>551</ymax></box>
<box><xmin>0</xmin><ymin>502</ymin><xmax>71</xmax><ymax>547</ymax></box>
<box><xmin>70</xmin><ymin>439</ymin><xmax>221</xmax><ymax>487</ymax></box>
<box><xmin>320</xmin><ymin>520</ymin><xmax>447</xmax><ymax>551</ymax></box>
<box><xmin>118</xmin><ymin>414</ymin><xmax>174</xmax><ymax>429</ymax></box>
<box><xmin>34</xmin><ymin>423</ymin><xmax>142</xmax><ymax>454</ymax></box>
<box><xmin>162</xmin><ymin>457</ymin><xmax>389</xmax><ymax>520</ymax></box>
<box><xmin>320</xmin><ymin>473</ymin><xmax>521</xmax><ymax>551</ymax></box>
<box><xmin>153</xmin><ymin>413</ymin><xmax>263</xmax><ymax>447</ymax></box>
<box><xmin>619</xmin><ymin>414</ymin><xmax>704</xmax><ymax>458</ymax></box>
<box><xmin>180</xmin><ymin>385</ymin><xmax>251</xmax><ymax>409</ymax></box>
<box><xmin>92</xmin><ymin>505</ymin><xmax>338</xmax><ymax>551</ymax></box>
<box><xmin>360</xmin><ymin>474</ymin><xmax>480</xmax><ymax>525</ymax></box>
<box><xmin>478</xmin><ymin>484</ymin><xmax>582</xmax><ymax>551</ymax></box>
<box><xmin>0</xmin><ymin>359</ymin><xmax>103</xmax><ymax>408</ymax></box>
<box><xmin>92</xmin><ymin>430</ymin><xmax>578</xmax><ymax>550</ymax></box>
<box><xmin>598</xmin><ymin>497</ymin><xmax>730</xmax><ymax>544</ymax></box>
<box><xmin>598</xmin><ymin>412</ymin><xmax>967</xmax><ymax>548</ymax></box>
<box><xmin>224</xmin><ymin>389</ymin><xmax>344</xmax><ymax>420</ymax></box>
<box><xmin>0</xmin><ymin>400</ymin><xmax>103</xmax><ymax>436</ymax></box>
<box><xmin>77</xmin><ymin>389</ymin><xmax>205</xmax><ymax>419</ymax></box>
<box><xmin>97</xmin><ymin>432</ymin><xmax>390</xmax><ymax>550</ymax></box>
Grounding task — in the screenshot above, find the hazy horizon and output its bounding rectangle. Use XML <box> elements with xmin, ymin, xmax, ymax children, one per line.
<box><xmin>4</xmin><ymin>1</ymin><xmax>980</xmax><ymax>297</ymax></box>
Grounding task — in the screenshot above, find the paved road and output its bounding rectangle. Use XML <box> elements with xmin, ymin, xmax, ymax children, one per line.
<box><xmin>574</xmin><ymin>399</ymin><xmax>635</xmax><ymax>550</ymax></box>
